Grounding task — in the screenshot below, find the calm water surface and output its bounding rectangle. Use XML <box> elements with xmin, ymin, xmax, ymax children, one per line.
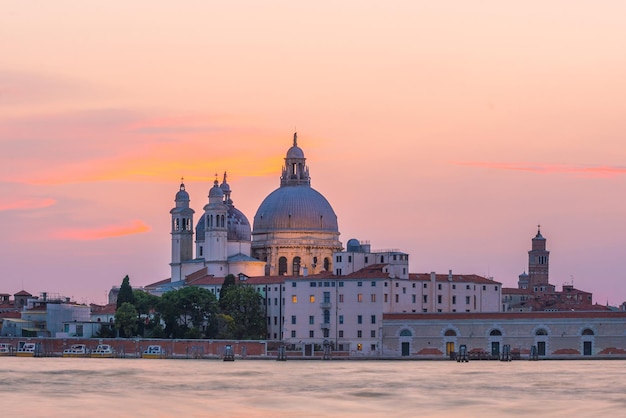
<box><xmin>1</xmin><ymin>358</ymin><xmax>624</xmax><ymax>417</ymax></box>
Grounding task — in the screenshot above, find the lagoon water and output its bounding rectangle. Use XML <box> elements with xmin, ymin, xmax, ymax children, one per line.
<box><xmin>2</xmin><ymin>358</ymin><xmax>624</xmax><ymax>417</ymax></box>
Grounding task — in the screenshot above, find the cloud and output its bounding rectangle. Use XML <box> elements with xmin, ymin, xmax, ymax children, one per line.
<box><xmin>454</xmin><ymin>161</ymin><xmax>626</xmax><ymax>178</ymax></box>
<box><xmin>51</xmin><ymin>220</ymin><xmax>151</xmax><ymax>241</ymax></box>
<box><xmin>0</xmin><ymin>109</ymin><xmax>283</xmax><ymax>185</ymax></box>
<box><xmin>0</xmin><ymin>197</ymin><xmax>56</xmax><ymax>211</ymax></box>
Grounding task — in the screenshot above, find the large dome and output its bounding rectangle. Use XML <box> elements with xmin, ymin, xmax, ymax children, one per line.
<box><xmin>253</xmin><ymin>186</ymin><xmax>338</xmax><ymax>233</ymax></box>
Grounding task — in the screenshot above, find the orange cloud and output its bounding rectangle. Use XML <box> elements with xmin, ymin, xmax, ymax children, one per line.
<box><xmin>454</xmin><ymin>162</ymin><xmax>626</xmax><ymax>178</ymax></box>
<box><xmin>52</xmin><ymin>220</ymin><xmax>151</xmax><ymax>240</ymax></box>
<box><xmin>0</xmin><ymin>198</ymin><xmax>56</xmax><ymax>211</ymax></box>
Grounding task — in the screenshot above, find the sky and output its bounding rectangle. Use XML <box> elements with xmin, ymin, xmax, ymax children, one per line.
<box><xmin>1</xmin><ymin>1</ymin><xmax>625</xmax><ymax>305</ymax></box>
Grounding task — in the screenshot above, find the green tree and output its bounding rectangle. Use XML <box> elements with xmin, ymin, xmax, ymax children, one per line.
<box><xmin>219</xmin><ymin>285</ymin><xmax>266</xmax><ymax>339</ymax></box>
<box><xmin>219</xmin><ymin>274</ymin><xmax>236</xmax><ymax>310</ymax></box>
<box><xmin>115</xmin><ymin>302</ymin><xmax>139</xmax><ymax>338</ymax></box>
<box><xmin>116</xmin><ymin>275</ymin><xmax>135</xmax><ymax>309</ymax></box>
<box><xmin>133</xmin><ymin>290</ymin><xmax>160</xmax><ymax>337</ymax></box>
<box><xmin>158</xmin><ymin>287</ymin><xmax>219</xmax><ymax>338</ymax></box>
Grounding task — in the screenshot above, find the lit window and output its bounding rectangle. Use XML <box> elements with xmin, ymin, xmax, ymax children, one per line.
<box><xmin>357</xmin><ymin>344</ymin><xmax>363</xmax><ymax>351</ymax></box>
<box><xmin>357</xmin><ymin>294</ymin><xmax>363</xmax><ymax>302</ymax></box>
<box><xmin>292</xmin><ymin>295</ymin><xmax>297</xmax><ymax>303</ymax></box>
<box><xmin>371</xmin><ymin>294</ymin><xmax>376</xmax><ymax>302</ymax></box>
<box><xmin>310</xmin><ymin>295</ymin><xmax>315</xmax><ymax>303</ymax></box>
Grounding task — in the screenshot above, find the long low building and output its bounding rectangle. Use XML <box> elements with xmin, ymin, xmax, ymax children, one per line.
<box><xmin>382</xmin><ymin>311</ymin><xmax>626</xmax><ymax>359</ymax></box>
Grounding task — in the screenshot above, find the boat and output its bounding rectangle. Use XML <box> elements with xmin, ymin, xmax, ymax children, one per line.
<box><xmin>62</xmin><ymin>344</ymin><xmax>90</xmax><ymax>358</ymax></box>
<box><xmin>91</xmin><ymin>344</ymin><xmax>115</xmax><ymax>358</ymax></box>
<box><xmin>142</xmin><ymin>345</ymin><xmax>165</xmax><ymax>359</ymax></box>
<box><xmin>0</xmin><ymin>343</ymin><xmax>14</xmax><ymax>356</ymax></box>
<box><xmin>16</xmin><ymin>342</ymin><xmax>39</xmax><ymax>357</ymax></box>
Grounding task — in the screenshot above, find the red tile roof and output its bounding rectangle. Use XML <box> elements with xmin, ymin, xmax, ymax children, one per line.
<box><xmin>409</xmin><ymin>273</ymin><xmax>501</xmax><ymax>285</ymax></box>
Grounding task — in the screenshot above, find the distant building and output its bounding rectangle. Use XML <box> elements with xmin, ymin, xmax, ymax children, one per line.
<box><xmin>502</xmin><ymin>228</ymin><xmax>603</xmax><ymax>312</ymax></box>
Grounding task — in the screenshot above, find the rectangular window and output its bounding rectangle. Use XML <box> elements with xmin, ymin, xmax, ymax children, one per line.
<box><xmin>357</xmin><ymin>281</ymin><xmax>363</xmax><ymax>287</ymax></box>
<box><xmin>412</xmin><ymin>294</ymin><xmax>416</xmax><ymax>303</ymax></box>
<box><xmin>437</xmin><ymin>295</ymin><xmax>442</xmax><ymax>304</ymax></box>
<box><xmin>357</xmin><ymin>330</ymin><xmax>362</xmax><ymax>338</ymax></box>
<box><xmin>323</xmin><ymin>328</ymin><xmax>329</xmax><ymax>338</ymax></box>
<box><xmin>310</xmin><ymin>295</ymin><xmax>315</xmax><ymax>303</ymax></box>
<box><xmin>466</xmin><ymin>296</ymin><xmax>471</xmax><ymax>304</ymax></box>
<box><xmin>364</xmin><ymin>256</ymin><xmax>368</xmax><ymax>263</ymax></box>
<box><xmin>395</xmin><ymin>283</ymin><xmax>399</xmax><ymax>288</ymax></box>
<box><xmin>291</xmin><ymin>330</ymin><xmax>296</xmax><ymax>338</ymax></box>
<box><xmin>292</xmin><ymin>295</ymin><xmax>297</xmax><ymax>303</ymax></box>
<box><xmin>452</xmin><ymin>296</ymin><xmax>456</xmax><ymax>305</ymax></box>
<box><xmin>339</xmin><ymin>281</ymin><xmax>344</xmax><ymax>287</ymax></box>
<box><xmin>323</xmin><ymin>292</ymin><xmax>330</xmax><ymax>303</ymax></box>
<box><xmin>402</xmin><ymin>287</ymin><xmax>406</xmax><ymax>294</ymax></box>
<box><xmin>336</xmin><ymin>255</ymin><xmax>342</xmax><ymax>262</ymax></box>
<box><xmin>384</xmin><ymin>282</ymin><xmax>388</xmax><ymax>287</ymax></box>
<box><xmin>291</xmin><ymin>315</ymin><xmax>296</xmax><ymax>324</ymax></box>
<box><xmin>371</xmin><ymin>330</ymin><xmax>376</xmax><ymax>338</ymax></box>
<box><xmin>423</xmin><ymin>295</ymin><xmax>428</xmax><ymax>303</ymax></box>
<box><xmin>339</xmin><ymin>294</ymin><xmax>344</xmax><ymax>303</ymax></box>
<box><xmin>395</xmin><ymin>294</ymin><xmax>399</xmax><ymax>303</ymax></box>
<box><xmin>274</xmin><ymin>298</ymin><xmax>278</xmax><ymax>306</ymax></box>
<box><xmin>371</xmin><ymin>281</ymin><xmax>376</xmax><ymax>287</ymax></box>
<box><xmin>357</xmin><ymin>294</ymin><xmax>363</xmax><ymax>302</ymax></box>
<box><xmin>371</xmin><ymin>294</ymin><xmax>376</xmax><ymax>302</ymax></box>
<box><xmin>495</xmin><ymin>286</ymin><xmax>498</xmax><ymax>291</ymax></box>
<box><xmin>357</xmin><ymin>315</ymin><xmax>362</xmax><ymax>324</ymax></box>
<box><xmin>412</xmin><ymin>283</ymin><xmax>416</xmax><ymax>288</ymax></box>
<box><xmin>292</xmin><ymin>282</ymin><xmax>297</xmax><ymax>287</ymax></box>
<box><xmin>423</xmin><ymin>283</ymin><xmax>427</xmax><ymax>289</ymax></box>
<box><xmin>371</xmin><ymin>344</ymin><xmax>376</xmax><ymax>351</ymax></box>
<box><xmin>339</xmin><ymin>315</ymin><xmax>344</xmax><ymax>324</ymax></box>
<box><xmin>309</xmin><ymin>316</ymin><xmax>314</xmax><ymax>325</ymax></box>
<box><xmin>452</xmin><ymin>284</ymin><xmax>456</xmax><ymax>289</ymax></box>
<box><xmin>274</xmin><ymin>317</ymin><xmax>277</xmax><ymax>325</ymax></box>
<box><xmin>371</xmin><ymin>315</ymin><xmax>376</xmax><ymax>324</ymax></box>
<box><xmin>466</xmin><ymin>285</ymin><xmax>470</xmax><ymax>290</ymax></box>
<box><xmin>384</xmin><ymin>293</ymin><xmax>388</xmax><ymax>302</ymax></box>
<box><xmin>483</xmin><ymin>285</ymin><xmax>486</xmax><ymax>291</ymax></box>
<box><xmin>310</xmin><ymin>282</ymin><xmax>317</xmax><ymax>287</ymax></box>
<box><xmin>438</xmin><ymin>283</ymin><xmax>442</xmax><ymax>290</ymax></box>
<box><xmin>339</xmin><ymin>330</ymin><xmax>344</xmax><ymax>337</ymax></box>
<box><xmin>309</xmin><ymin>330</ymin><xmax>314</xmax><ymax>338</ymax></box>
<box><xmin>348</xmin><ymin>255</ymin><xmax>352</xmax><ymax>262</ymax></box>
<box><xmin>357</xmin><ymin>343</ymin><xmax>362</xmax><ymax>351</ymax></box>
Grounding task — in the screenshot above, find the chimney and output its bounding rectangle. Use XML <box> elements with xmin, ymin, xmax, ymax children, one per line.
<box><xmin>448</xmin><ymin>270</ymin><xmax>453</xmax><ymax>281</ymax></box>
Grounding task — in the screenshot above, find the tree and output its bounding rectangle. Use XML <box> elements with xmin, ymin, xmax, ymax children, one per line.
<box><xmin>219</xmin><ymin>285</ymin><xmax>266</xmax><ymax>339</ymax></box>
<box><xmin>116</xmin><ymin>275</ymin><xmax>135</xmax><ymax>309</ymax></box>
<box><xmin>219</xmin><ymin>274</ymin><xmax>236</xmax><ymax>310</ymax></box>
<box><xmin>158</xmin><ymin>287</ymin><xmax>219</xmax><ymax>338</ymax></box>
<box><xmin>133</xmin><ymin>290</ymin><xmax>160</xmax><ymax>337</ymax></box>
<box><xmin>115</xmin><ymin>302</ymin><xmax>139</xmax><ymax>338</ymax></box>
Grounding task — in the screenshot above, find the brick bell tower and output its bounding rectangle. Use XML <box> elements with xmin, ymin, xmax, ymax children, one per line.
<box><xmin>528</xmin><ymin>225</ymin><xmax>550</xmax><ymax>290</ymax></box>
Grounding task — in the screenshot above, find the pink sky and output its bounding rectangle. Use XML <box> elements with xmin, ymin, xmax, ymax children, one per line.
<box><xmin>1</xmin><ymin>1</ymin><xmax>625</xmax><ymax>305</ymax></box>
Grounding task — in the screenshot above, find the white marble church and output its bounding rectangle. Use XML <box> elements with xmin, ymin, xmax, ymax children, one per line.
<box><xmin>167</xmin><ymin>133</ymin><xmax>342</xmax><ymax>286</ymax></box>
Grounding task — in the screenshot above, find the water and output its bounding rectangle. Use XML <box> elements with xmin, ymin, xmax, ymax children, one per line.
<box><xmin>1</xmin><ymin>358</ymin><xmax>624</xmax><ymax>417</ymax></box>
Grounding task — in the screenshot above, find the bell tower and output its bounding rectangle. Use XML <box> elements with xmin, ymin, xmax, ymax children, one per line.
<box><xmin>203</xmin><ymin>177</ymin><xmax>228</xmax><ymax>262</ymax></box>
<box><xmin>170</xmin><ymin>180</ymin><xmax>194</xmax><ymax>282</ymax></box>
<box><xmin>528</xmin><ymin>225</ymin><xmax>550</xmax><ymax>290</ymax></box>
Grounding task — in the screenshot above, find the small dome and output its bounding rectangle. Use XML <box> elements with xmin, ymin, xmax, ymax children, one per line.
<box><xmin>346</xmin><ymin>239</ymin><xmax>361</xmax><ymax>252</ymax></box>
<box><xmin>208</xmin><ymin>180</ymin><xmax>224</xmax><ymax>199</ymax></box>
<box><xmin>286</xmin><ymin>145</ymin><xmax>305</xmax><ymax>159</ymax></box>
<box><xmin>253</xmin><ymin>186</ymin><xmax>338</xmax><ymax>233</ymax></box>
<box><xmin>175</xmin><ymin>183</ymin><xmax>189</xmax><ymax>202</ymax></box>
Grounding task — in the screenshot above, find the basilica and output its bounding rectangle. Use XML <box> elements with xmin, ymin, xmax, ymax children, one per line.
<box><xmin>168</xmin><ymin>133</ymin><xmax>342</xmax><ymax>286</ymax></box>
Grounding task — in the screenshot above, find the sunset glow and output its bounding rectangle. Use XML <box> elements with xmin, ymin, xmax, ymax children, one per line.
<box><xmin>1</xmin><ymin>1</ymin><xmax>625</xmax><ymax>305</ymax></box>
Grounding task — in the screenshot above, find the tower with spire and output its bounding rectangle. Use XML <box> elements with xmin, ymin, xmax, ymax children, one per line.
<box><xmin>203</xmin><ymin>176</ymin><xmax>228</xmax><ymax>264</ymax></box>
<box><xmin>170</xmin><ymin>179</ymin><xmax>195</xmax><ymax>282</ymax></box>
<box><xmin>280</xmin><ymin>132</ymin><xmax>310</xmax><ymax>187</ymax></box>
<box><xmin>528</xmin><ymin>225</ymin><xmax>551</xmax><ymax>291</ymax></box>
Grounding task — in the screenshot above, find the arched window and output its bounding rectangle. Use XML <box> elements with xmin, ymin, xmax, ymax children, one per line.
<box><xmin>208</xmin><ymin>215</ymin><xmax>213</xmax><ymax>227</ymax></box>
<box><xmin>278</xmin><ymin>257</ymin><xmax>288</xmax><ymax>276</ymax></box>
<box><xmin>582</xmin><ymin>328</ymin><xmax>594</xmax><ymax>336</ymax></box>
<box><xmin>490</xmin><ymin>329</ymin><xmax>502</xmax><ymax>336</ymax></box>
<box><xmin>324</xmin><ymin>258</ymin><xmax>330</xmax><ymax>271</ymax></box>
<box><xmin>535</xmin><ymin>328</ymin><xmax>548</xmax><ymax>336</ymax></box>
<box><xmin>400</xmin><ymin>329</ymin><xmax>412</xmax><ymax>337</ymax></box>
<box><xmin>444</xmin><ymin>329</ymin><xmax>457</xmax><ymax>337</ymax></box>
<box><xmin>293</xmin><ymin>257</ymin><xmax>301</xmax><ymax>276</ymax></box>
